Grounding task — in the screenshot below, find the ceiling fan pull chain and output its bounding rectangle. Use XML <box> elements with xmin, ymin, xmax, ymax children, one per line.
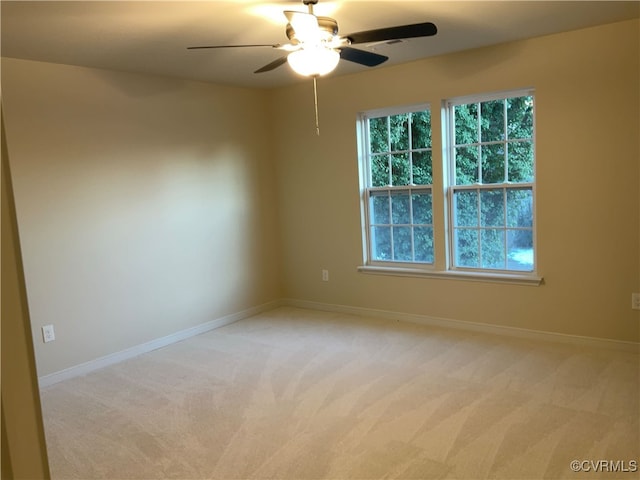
<box><xmin>313</xmin><ymin>75</ymin><xmax>320</xmax><ymax>136</ymax></box>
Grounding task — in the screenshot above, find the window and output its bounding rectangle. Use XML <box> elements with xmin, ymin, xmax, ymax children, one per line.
<box><xmin>447</xmin><ymin>91</ymin><xmax>535</xmax><ymax>272</ymax></box>
<box><xmin>358</xmin><ymin>89</ymin><xmax>538</xmax><ymax>283</ymax></box>
<box><xmin>359</xmin><ymin>105</ymin><xmax>434</xmax><ymax>266</ymax></box>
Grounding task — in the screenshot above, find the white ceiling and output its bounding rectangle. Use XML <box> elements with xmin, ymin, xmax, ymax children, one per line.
<box><xmin>2</xmin><ymin>1</ymin><xmax>638</xmax><ymax>89</ymax></box>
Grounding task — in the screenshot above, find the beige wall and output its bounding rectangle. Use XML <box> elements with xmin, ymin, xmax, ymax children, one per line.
<box><xmin>2</xmin><ymin>59</ymin><xmax>282</xmax><ymax>376</ymax></box>
<box><xmin>272</xmin><ymin>19</ymin><xmax>640</xmax><ymax>342</ymax></box>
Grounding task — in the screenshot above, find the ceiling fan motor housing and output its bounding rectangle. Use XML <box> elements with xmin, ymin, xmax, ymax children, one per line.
<box><xmin>286</xmin><ymin>16</ymin><xmax>339</xmax><ymax>44</ymax></box>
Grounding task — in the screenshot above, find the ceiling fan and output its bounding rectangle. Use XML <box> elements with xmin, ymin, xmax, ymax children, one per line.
<box><xmin>188</xmin><ymin>0</ymin><xmax>437</xmax><ymax>134</ymax></box>
<box><xmin>187</xmin><ymin>0</ymin><xmax>438</xmax><ymax>77</ymax></box>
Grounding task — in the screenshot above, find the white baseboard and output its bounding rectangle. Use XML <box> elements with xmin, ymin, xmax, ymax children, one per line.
<box><xmin>39</xmin><ymin>297</ymin><xmax>638</xmax><ymax>388</ymax></box>
<box><xmin>38</xmin><ymin>300</ymin><xmax>283</xmax><ymax>388</ymax></box>
<box><xmin>283</xmin><ymin>298</ymin><xmax>640</xmax><ymax>353</ymax></box>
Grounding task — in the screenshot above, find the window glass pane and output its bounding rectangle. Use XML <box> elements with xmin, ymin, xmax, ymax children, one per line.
<box><xmin>445</xmin><ymin>93</ymin><xmax>535</xmax><ymax>272</ymax></box>
<box><xmin>454</xmin><ymin>229</ymin><xmax>479</xmax><ymax>267</ymax></box>
<box><xmin>370</xmin><ymin>193</ymin><xmax>390</xmax><ymax>225</ymax></box>
<box><xmin>371</xmin><ymin>154</ymin><xmax>389</xmax><ymax>187</ymax></box>
<box><xmin>481</xmin><ymin>144</ymin><xmax>505</xmax><ymax>184</ymax></box>
<box><xmin>480</xmin><ymin>99</ymin><xmax>505</xmax><ymax>143</ymax></box>
<box><xmin>412</xmin><ymin>192</ymin><xmax>432</xmax><ymax>224</ymax></box>
<box><xmin>455</xmin><ymin>146</ymin><xmax>479</xmax><ymax>185</ymax></box>
<box><xmin>369</xmin><ymin>117</ymin><xmax>388</xmax><ymax>153</ymax></box>
<box><xmin>507</xmin><ymin>229</ymin><xmax>533</xmax><ymax>271</ymax></box>
<box><xmin>507</xmin><ymin>96</ymin><xmax>533</xmax><ymax>140</ymax></box>
<box><xmin>412</xmin><ymin>151</ymin><xmax>432</xmax><ymax>185</ymax></box>
<box><xmin>391</xmin><ymin>153</ymin><xmax>410</xmax><ymax>186</ymax></box>
<box><xmin>454</xmin><ymin>190</ymin><xmax>478</xmax><ymax>227</ymax></box>
<box><xmin>411</xmin><ymin>110</ymin><xmax>431</xmax><ymax>149</ymax></box>
<box><xmin>481</xmin><ymin>229</ymin><xmax>505</xmax><ymax>269</ymax></box>
<box><xmin>507</xmin><ymin>141</ymin><xmax>534</xmax><ymax>183</ymax></box>
<box><xmin>455</xmin><ymin>103</ymin><xmax>478</xmax><ymax>145</ymax></box>
<box><xmin>480</xmin><ymin>189</ymin><xmax>505</xmax><ymax>227</ymax></box>
<box><xmin>371</xmin><ymin>226</ymin><xmax>391</xmax><ymax>261</ymax></box>
<box><xmin>506</xmin><ymin>188</ymin><xmax>533</xmax><ymax>227</ymax></box>
<box><xmin>390</xmin><ymin>113</ymin><xmax>410</xmax><ymax>152</ymax></box>
<box><xmin>414</xmin><ymin>226</ymin><xmax>434</xmax><ymax>263</ymax></box>
<box><xmin>392</xmin><ymin>226</ymin><xmax>412</xmax><ymax>261</ymax></box>
<box><xmin>391</xmin><ymin>192</ymin><xmax>411</xmax><ymax>224</ymax></box>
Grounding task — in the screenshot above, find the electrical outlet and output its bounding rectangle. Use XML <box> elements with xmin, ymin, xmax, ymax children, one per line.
<box><xmin>632</xmin><ymin>293</ymin><xmax>640</xmax><ymax>310</ymax></box>
<box><xmin>42</xmin><ymin>324</ymin><xmax>55</xmax><ymax>343</ymax></box>
<box><xmin>322</xmin><ymin>269</ymin><xmax>329</xmax><ymax>282</ymax></box>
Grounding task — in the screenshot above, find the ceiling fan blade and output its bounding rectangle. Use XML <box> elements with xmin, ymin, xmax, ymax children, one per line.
<box><xmin>254</xmin><ymin>56</ymin><xmax>289</xmax><ymax>74</ymax></box>
<box><xmin>347</xmin><ymin>22</ymin><xmax>437</xmax><ymax>45</ymax></box>
<box><xmin>187</xmin><ymin>44</ymin><xmax>281</xmax><ymax>50</ymax></box>
<box><xmin>340</xmin><ymin>47</ymin><xmax>388</xmax><ymax>67</ymax></box>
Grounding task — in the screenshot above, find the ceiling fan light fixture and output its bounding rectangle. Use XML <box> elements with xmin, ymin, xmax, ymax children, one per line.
<box><xmin>287</xmin><ymin>46</ymin><xmax>340</xmax><ymax>76</ymax></box>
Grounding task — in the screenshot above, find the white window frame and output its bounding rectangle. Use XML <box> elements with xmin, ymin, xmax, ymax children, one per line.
<box><xmin>357</xmin><ymin>90</ymin><xmax>542</xmax><ymax>286</ymax></box>
<box><xmin>444</xmin><ymin>89</ymin><xmax>538</xmax><ymax>276</ymax></box>
<box><xmin>358</xmin><ymin>103</ymin><xmax>434</xmax><ymax>270</ymax></box>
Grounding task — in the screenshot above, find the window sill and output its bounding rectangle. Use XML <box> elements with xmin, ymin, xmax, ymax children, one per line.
<box><xmin>357</xmin><ymin>265</ymin><xmax>543</xmax><ymax>286</ymax></box>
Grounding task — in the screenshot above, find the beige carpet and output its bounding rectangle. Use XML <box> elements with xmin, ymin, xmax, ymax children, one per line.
<box><xmin>40</xmin><ymin>306</ymin><xmax>639</xmax><ymax>479</ymax></box>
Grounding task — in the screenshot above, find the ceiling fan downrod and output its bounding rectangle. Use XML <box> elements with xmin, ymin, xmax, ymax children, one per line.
<box><xmin>303</xmin><ymin>0</ymin><xmax>319</xmax><ymax>14</ymax></box>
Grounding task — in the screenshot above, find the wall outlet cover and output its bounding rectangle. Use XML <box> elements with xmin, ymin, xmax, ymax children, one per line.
<box><xmin>632</xmin><ymin>293</ymin><xmax>640</xmax><ymax>310</ymax></box>
<box><xmin>42</xmin><ymin>324</ymin><xmax>55</xmax><ymax>343</ymax></box>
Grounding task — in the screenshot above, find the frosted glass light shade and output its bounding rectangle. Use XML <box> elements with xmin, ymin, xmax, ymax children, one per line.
<box><xmin>287</xmin><ymin>47</ymin><xmax>340</xmax><ymax>77</ymax></box>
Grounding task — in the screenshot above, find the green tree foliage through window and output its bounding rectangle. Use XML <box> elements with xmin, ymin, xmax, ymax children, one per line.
<box><xmin>358</xmin><ymin>91</ymin><xmax>535</xmax><ymax>275</ymax></box>
<box><xmin>451</xmin><ymin>94</ymin><xmax>535</xmax><ymax>271</ymax></box>
<box><xmin>366</xmin><ymin>108</ymin><xmax>434</xmax><ymax>264</ymax></box>
<box><xmin>369</xmin><ymin>111</ymin><xmax>432</xmax><ymax>187</ymax></box>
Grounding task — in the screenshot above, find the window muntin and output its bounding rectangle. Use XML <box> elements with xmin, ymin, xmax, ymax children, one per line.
<box><xmin>448</xmin><ymin>92</ymin><xmax>535</xmax><ymax>272</ymax></box>
<box><xmin>362</xmin><ymin>106</ymin><xmax>434</xmax><ymax>265</ymax></box>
